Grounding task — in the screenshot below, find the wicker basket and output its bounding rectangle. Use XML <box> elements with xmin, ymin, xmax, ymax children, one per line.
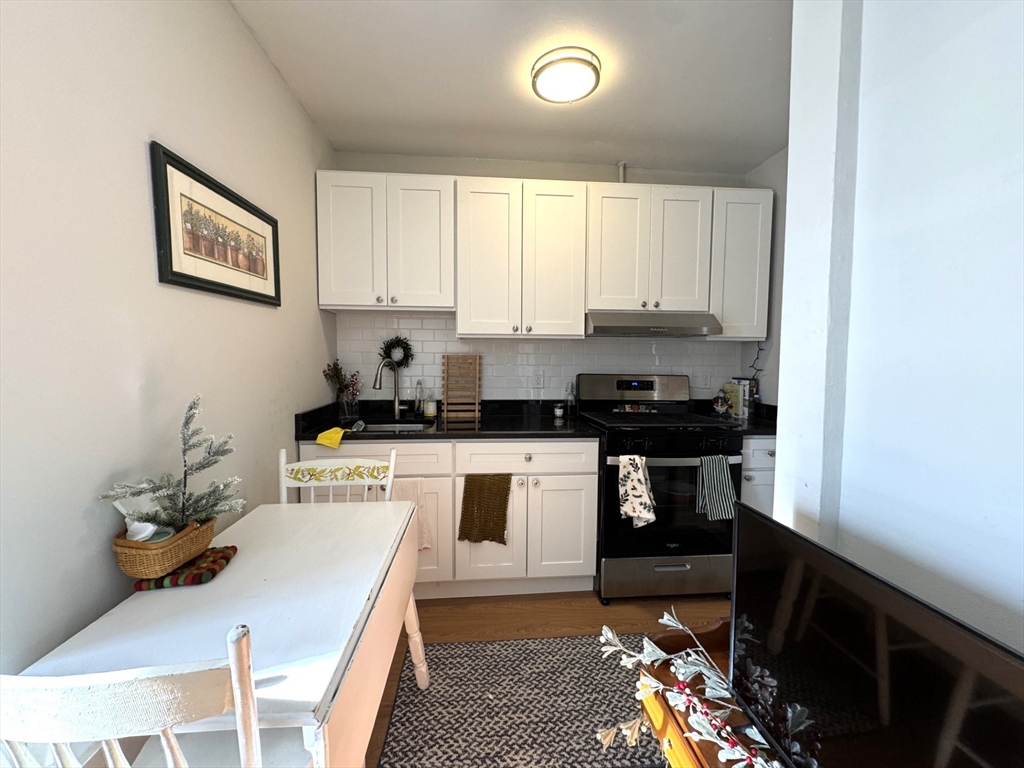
<box><xmin>113</xmin><ymin>518</ymin><xmax>216</xmax><ymax>579</ymax></box>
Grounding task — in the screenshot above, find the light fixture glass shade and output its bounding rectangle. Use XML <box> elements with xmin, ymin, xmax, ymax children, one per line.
<box><xmin>531</xmin><ymin>47</ymin><xmax>601</xmax><ymax>103</ymax></box>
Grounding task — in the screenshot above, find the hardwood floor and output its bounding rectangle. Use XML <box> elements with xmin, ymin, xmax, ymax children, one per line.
<box><xmin>364</xmin><ymin>590</ymin><xmax>731</xmax><ymax>767</ymax></box>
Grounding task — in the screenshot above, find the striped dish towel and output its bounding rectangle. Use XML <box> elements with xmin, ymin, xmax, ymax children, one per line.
<box><xmin>697</xmin><ymin>456</ymin><xmax>737</xmax><ymax>520</ymax></box>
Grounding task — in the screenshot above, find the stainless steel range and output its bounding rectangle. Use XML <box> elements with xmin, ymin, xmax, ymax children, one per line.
<box><xmin>576</xmin><ymin>373</ymin><xmax>742</xmax><ymax>604</ymax></box>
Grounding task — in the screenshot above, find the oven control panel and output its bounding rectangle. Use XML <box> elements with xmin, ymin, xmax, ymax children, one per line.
<box><xmin>616</xmin><ymin>379</ymin><xmax>655</xmax><ymax>391</ymax></box>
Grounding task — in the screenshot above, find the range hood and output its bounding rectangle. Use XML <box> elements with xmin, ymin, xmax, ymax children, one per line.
<box><xmin>585</xmin><ymin>311</ymin><xmax>723</xmax><ymax>338</ymax></box>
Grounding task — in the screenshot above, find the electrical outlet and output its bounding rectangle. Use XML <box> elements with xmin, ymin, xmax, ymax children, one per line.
<box><xmin>695</xmin><ymin>369</ymin><xmax>712</xmax><ymax>389</ymax></box>
<box><xmin>532</xmin><ymin>371</ymin><xmax>544</xmax><ymax>388</ymax></box>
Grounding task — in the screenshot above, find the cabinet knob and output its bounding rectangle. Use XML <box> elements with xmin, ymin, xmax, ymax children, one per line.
<box><xmin>524</xmin><ymin>453</ymin><xmax>532</xmax><ymax>462</ymax></box>
<box><xmin>532</xmin><ymin>479</ymin><xmax>540</xmax><ymax>487</ymax></box>
<box><xmin>767</xmin><ymin>449</ymin><xmax>775</xmax><ymax>457</ymax></box>
<box><xmin>376</xmin><ymin>296</ymin><xmax>384</xmax><ymax>304</ymax></box>
<box><xmin>653</xmin><ymin>301</ymin><xmax>660</xmax><ymax>309</ymax></box>
<box><xmin>641</xmin><ymin>301</ymin><xmax>648</xmax><ymax>308</ymax></box>
<box><xmin>517</xmin><ymin>479</ymin><xmax>525</xmax><ymax>488</ymax></box>
<box><xmin>525</xmin><ymin>326</ymin><xmax>532</xmax><ymax>333</ymax></box>
<box><xmin>744</xmin><ymin>475</ymin><xmax>753</xmax><ymax>481</ymax></box>
<box><xmin>390</xmin><ymin>296</ymin><xmax>398</xmax><ymax>304</ymax></box>
<box><xmin>512</xmin><ymin>325</ymin><xmax>519</xmax><ymax>333</ymax></box>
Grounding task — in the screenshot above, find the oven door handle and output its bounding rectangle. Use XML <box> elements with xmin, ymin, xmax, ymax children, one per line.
<box><xmin>606</xmin><ymin>455</ymin><xmax>743</xmax><ymax>467</ymax></box>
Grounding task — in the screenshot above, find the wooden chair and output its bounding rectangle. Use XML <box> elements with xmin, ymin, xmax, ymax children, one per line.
<box><xmin>0</xmin><ymin>626</ymin><xmax>308</xmax><ymax>768</ymax></box>
<box><xmin>278</xmin><ymin>448</ymin><xmax>397</xmax><ymax>505</ymax></box>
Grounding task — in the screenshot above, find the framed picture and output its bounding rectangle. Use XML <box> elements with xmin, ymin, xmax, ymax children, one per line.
<box><xmin>150</xmin><ymin>142</ymin><xmax>280</xmax><ymax>306</ymax></box>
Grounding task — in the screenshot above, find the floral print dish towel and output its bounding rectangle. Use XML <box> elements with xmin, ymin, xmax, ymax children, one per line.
<box><xmin>618</xmin><ymin>455</ymin><xmax>656</xmax><ymax>528</ymax></box>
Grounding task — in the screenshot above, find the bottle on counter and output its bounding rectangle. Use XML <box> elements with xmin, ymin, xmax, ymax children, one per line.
<box><xmin>422</xmin><ymin>389</ymin><xmax>437</xmax><ymax>419</ymax></box>
<box><xmin>415</xmin><ymin>379</ymin><xmax>424</xmax><ymax>417</ymax></box>
<box><xmin>564</xmin><ymin>382</ymin><xmax>576</xmax><ymax>419</ymax></box>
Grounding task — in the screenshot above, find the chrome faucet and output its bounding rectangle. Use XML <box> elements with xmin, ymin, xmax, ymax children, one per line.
<box><xmin>372</xmin><ymin>358</ymin><xmax>401</xmax><ymax>420</ymax></box>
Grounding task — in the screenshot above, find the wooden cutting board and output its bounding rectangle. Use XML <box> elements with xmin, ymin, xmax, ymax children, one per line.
<box><xmin>441</xmin><ymin>354</ymin><xmax>481</xmax><ymax>428</ymax></box>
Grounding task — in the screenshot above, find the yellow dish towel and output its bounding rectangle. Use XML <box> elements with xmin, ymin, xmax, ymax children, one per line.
<box><xmin>315</xmin><ymin>427</ymin><xmax>348</xmax><ymax>449</ymax></box>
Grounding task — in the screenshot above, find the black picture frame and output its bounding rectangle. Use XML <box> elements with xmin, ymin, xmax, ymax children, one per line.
<box><xmin>150</xmin><ymin>142</ymin><xmax>281</xmax><ymax>306</ymax></box>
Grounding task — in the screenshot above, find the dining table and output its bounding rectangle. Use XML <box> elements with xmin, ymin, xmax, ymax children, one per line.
<box><xmin>21</xmin><ymin>501</ymin><xmax>430</xmax><ymax>768</ymax></box>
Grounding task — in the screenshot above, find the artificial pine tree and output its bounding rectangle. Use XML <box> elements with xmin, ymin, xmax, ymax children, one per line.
<box><xmin>103</xmin><ymin>396</ymin><xmax>245</xmax><ymax>531</ymax></box>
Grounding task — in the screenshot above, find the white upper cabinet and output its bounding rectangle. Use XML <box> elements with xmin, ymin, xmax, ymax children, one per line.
<box><xmin>455</xmin><ymin>177</ymin><xmax>523</xmax><ymax>336</ymax></box>
<box><xmin>650</xmin><ymin>186</ymin><xmax>713</xmax><ymax>312</ymax></box>
<box><xmin>710</xmin><ymin>188</ymin><xmax>773</xmax><ymax>339</ymax></box>
<box><xmin>316</xmin><ymin>171</ymin><xmax>387</xmax><ymax>307</ymax></box>
<box><xmin>316</xmin><ymin>171</ymin><xmax>455</xmax><ymax>309</ymax></box>
<box><xmin>386</xmin><ymin>175</ymin><xmax>455</xmax><ymax>308</ymax></box>
<box><xmin>587</xmin><ymin>183</ymin><xmax>652</xmax><ymax>311</ymax></box>
<box><xmin>522</xmin><ymin>180</ymin><xmax>587</xmax><ymax>337</ymax></box>
<box><xmin>315</xmin><ymin>169</ymin><xmax>772</xmax><ymax>341</ymax></box>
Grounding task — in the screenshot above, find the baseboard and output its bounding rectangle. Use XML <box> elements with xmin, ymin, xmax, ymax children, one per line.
<box><xmin>413</xmin><ymin>575</ymin><xmax>594</xmax><ymax>600</ymax></box>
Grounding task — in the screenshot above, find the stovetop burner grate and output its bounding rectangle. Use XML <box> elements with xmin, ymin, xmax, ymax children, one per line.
<box><xmin>580</xmin><ymin>411</ymin><xmax>740</xmax><ymax>431</ymax></box>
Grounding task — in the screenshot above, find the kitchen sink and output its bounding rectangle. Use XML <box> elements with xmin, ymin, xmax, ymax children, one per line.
<box><xmin>360</xmin><ymin>420</ymin><xmax>435</xmax><ymax>434</ymax></box>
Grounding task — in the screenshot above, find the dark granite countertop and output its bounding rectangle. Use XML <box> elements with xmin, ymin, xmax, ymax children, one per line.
<box><xmin>295</xmin><ymin>399</ymin><xmax>775</xmax><ymax>442</ymax></box>
<box><xmin>295</xmin><ymin>401</ymin><xmax>601</xmax><ymax>442</ymax></box>
<box><xmin>733</xmin><ymin>417</ymin><xmax>777</xmax><ymax>437</ymax></box>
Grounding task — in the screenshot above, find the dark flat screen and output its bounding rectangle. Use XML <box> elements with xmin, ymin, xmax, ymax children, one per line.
<box><xmin>731</xmin><ymin>504</ymin><xmax>1024</xmax><ymax>768</ymax></box>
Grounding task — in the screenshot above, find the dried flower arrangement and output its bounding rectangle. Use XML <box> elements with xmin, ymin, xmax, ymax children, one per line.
<box><xmin>322</xmin><ymin>359</ymin><xmax>361</xmax><ymax>402</ymax></box>
<box><xmin>597</xmin><ymin>609</ymin><xmax>820</xmax><ymax>768</ymax></box>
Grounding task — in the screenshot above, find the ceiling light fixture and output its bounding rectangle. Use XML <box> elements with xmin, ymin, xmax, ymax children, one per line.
<box><xmin>531</xmin><ymin>46</ymin><xmax>601</xmax><ymax>104</ymax></box>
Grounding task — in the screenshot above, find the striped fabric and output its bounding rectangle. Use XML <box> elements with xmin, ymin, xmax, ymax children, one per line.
<box><xmin>697</xmin><ymin>455</ymin><xmax>737</xmax><ymax>520</ymax></box>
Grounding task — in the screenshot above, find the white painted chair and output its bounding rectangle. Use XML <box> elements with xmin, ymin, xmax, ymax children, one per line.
<box><xmin>0</xmin><ymin>626</ymin><xmax>309</xmax><ymax>768</ymax></box>
<box><xmin>278</xmin><ymin>448</ymin><xmax>397</xmax><ymax>505</ymax></box>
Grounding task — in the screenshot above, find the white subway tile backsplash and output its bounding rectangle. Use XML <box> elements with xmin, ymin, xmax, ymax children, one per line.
<box><xmin>332</xmin><ymin>312</ymin><xmax>744</xmax><ymax>400</ymax></box>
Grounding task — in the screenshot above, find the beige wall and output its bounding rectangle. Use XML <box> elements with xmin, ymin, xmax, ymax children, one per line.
<box><xmin>0</xmin><ymin>1</ymin><xmax>333</xmax><ymax>673</ymax></box>
<box><xmin>742</xmin><ymin>147</ymin><xmax>788</xmax><ymax>405</ymax></box>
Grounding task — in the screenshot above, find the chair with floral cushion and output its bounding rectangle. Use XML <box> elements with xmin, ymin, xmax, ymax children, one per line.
<box><xmin>277</xmin><ymin>448</ymin><xmax>396</xmax><ymax>505</ymax></box>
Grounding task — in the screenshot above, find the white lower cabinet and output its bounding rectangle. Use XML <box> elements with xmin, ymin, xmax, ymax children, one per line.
<box><xmin>740</xmin><ymin>470</ymin><xmax>775</xmax><ymax>516</ymax></box>
<box><xmin>297</xmin><ymin>441</ymin><xmax>455</xmax><ymax>583</ymax></box>
<box><xmin>740</xmin><ymin>436</ymin><xmax>776</xmax><ymax>516</ymax></box>
<box><xmin>300</xmin><ymin>438</ymin><xmax>600</xmax><ymax>588</ymax></box>
<box><xmin>454</xmin><ymin>475</ymin><xmax>528</xmax><ymax>580</ymax></box>
<box><xmin>414</xmin><ymin>477</ymin><xmax>455</xmax><ymax>583</ymax></box>
<box><xmin>526</xmin><ymin>474</ymin><xmax>598</xmax><ymax>578</ymax></box>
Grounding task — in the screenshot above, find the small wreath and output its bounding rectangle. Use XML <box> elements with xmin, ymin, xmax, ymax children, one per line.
<box><xmin>380</xmin><ymin>336</ymin><xmax>415</xmax><ymax>368</ymax></box>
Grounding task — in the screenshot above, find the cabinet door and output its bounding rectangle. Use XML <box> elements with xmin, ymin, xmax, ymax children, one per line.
<box><xmin>316</xmin><ymin>171</ymin><xmax>387</xmax><ymax>307</ymax></box>
<box><xmin>522</xmin><ymin>181</ymin><xmax>587</xmax><ymax>337</ymax></box>
<box><xmin>454</xmin><ymin>475</ymin><xmax>527</xmax><ymax>580</ymax></box>
<box><xmin>741</xmin><ymin>470</ymin><xmax>775</xmax><ymax>516</ymax></box>
<box><xmin>742</xmin><ymin>437</ymin><xmax>776</xmax><ymax>471</ymax></box>
<box><xmin>526</xmin><ymin>474</ymin><xmax>598</xmax><ymax>578</ymax></box>
<box><xmin>386</xmin><ymin>175</ymin><xmax>455</xmax><ymax>309</ymax></box>
<box><xmin>415</xmin><ymin>477</ymin><xmax>455</xmax><ymax>583</ymax></box>
<box><xmin>650</xmin><ymin>186</ymin><xmax>713</xmax><ymax>312</ymax></box>
<box><xmin>456</xmin><ymin>178</ymin><xmax>523</xmax><ymax>336</ymax></box>
<box><xmin>587</xmin><ymin>183</ymin><xmax>651</xmax><ymax>311</ymax></box>
<box><xmin>709</xmin><ymin>188</ymin><xmax>773</xmax><ymax>339</ymax></box>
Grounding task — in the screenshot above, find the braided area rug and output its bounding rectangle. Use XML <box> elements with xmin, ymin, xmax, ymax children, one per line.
<box><xmin>378</xmin><ymin>634</ymin><xmax>666</xmax><ymax>768</ymax></box>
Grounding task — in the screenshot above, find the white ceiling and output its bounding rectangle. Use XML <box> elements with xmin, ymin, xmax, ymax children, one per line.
<box><xmin>231</xmin><ymin>0</ymin><xmax>792</xmax><ymax>175</ymax></box>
